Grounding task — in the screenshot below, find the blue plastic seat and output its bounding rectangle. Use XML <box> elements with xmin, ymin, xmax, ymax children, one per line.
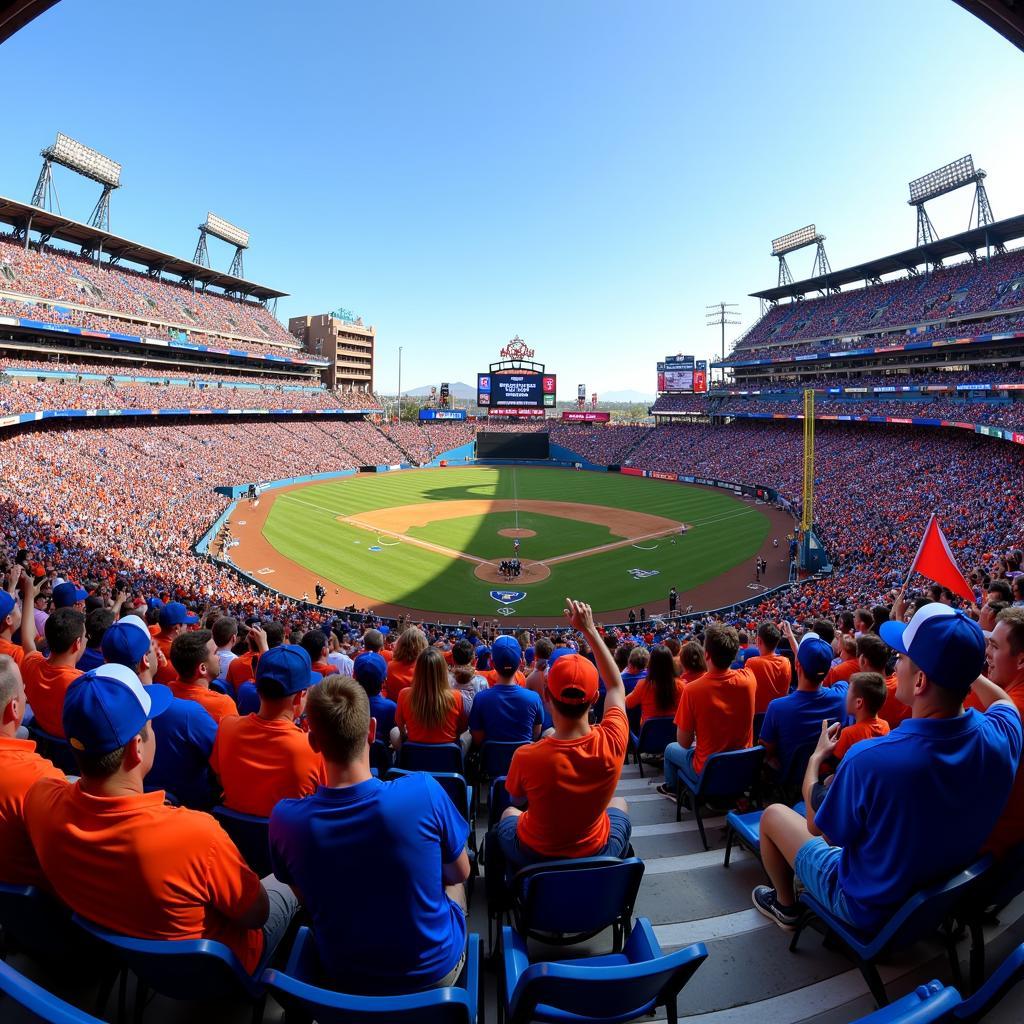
<box><xmin>72</xmin><ymin>913</ymin><xmax>266</xmax><ymax>1022</ymax></box>
<box><xmin>953</xmin><ymin>940</ymin><xmax>1024</xmax><ymax>1022</ymax></box>
<box><xmin>0</xmin><ymin>883</ymin><xmax>76</xmax><ymax>962</ymax></box>
<box><xmin>261</xmin><ymin>925</ymin><xmax>480</xmax><ymax>1023</ymax></box>
<box><xmin>752</xmin><ymin>711</ymin><xmax>767</xmax><ymax>741</ymax></box>
<box><xmin>24</xmin><ymin>721</ymin><xmax>77</xmax><ymax>775</ymax></box>
<box><xmin>478</xmin><ymin>741</ymin><xmax>527</xmax><ymax>808</ymax></box>
<box><xmin>961</xmin><ymin>840</ymin><xmax>1024</xmax><ymax>989</ymax></box>
<box><xmin>673</xmin><ymin>745</ymin><xmax>764</xmax><ymax>849</ymax></box>
<box><xmin>211</xmin><ymin>805</ymin><xmax>273</xmax><ymax>879</ymax></box>
<box><xmin>723</xmin><ymin>800</ymin><xmax>806</xmax><ymax>867</ymax></box>
<box><xmin>849</xmin><ymin>980</ymin><xmax>962</xmax><ymax>1023</ymax></box>
<box><xmin>487</xmin><ymin>775</ymin><xmax>512</xmax><ymax>833</ymax></box>
<box><xmin>399</xmin><ymin>741</ymin><xmax>465</xmax><ymax>776</ymax></box>
<box><xmin>790</xmin><ymin>856</ymin><xmax>993</xmax><ymax>1007</ymax></box>
<box><xmin>629</xmin><ymin>717</ymin><xmax>675</xmax><ymax>778</ymax></box>
<box><xmin>501</xmin><ymin>917</ymin><xmax>707</xmax><ymax>1024</ymax></box>
<box><xmin>370</xmin><ymin>739</ymin><xmax>393</xmax><ymax>777</ymax></box>
<box><xmin>0</xmin><ymin>959</ymin><xmax>107</xmax><ymax>1024</ymax></box>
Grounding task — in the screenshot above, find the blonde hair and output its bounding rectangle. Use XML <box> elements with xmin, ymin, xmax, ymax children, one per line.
<box><xmin>410</xmin><ymin>648</ymin><xmax>455</xmax><ymax>731</ymax></box>
<box><xmin>394</xmin><ymin>626</ymin><xmax>428</xmax><ymax>664</ymax></box>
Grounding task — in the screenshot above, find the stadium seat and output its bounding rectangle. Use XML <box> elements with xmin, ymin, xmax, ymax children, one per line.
<box><xmin>72</xmin><ymin>913</ymin><xmax>267</xmax><ymax>1022</ymax></box>
<box><xmin>752</xmin><ymin>712</ymin><xmax>766</xmax><ymax>741</ymax></box>
<box><xmin>488</xmin><ymin>776</ymin><xmax>512</xmax><ymax>833</ymax></box>
<box><xmin>847</xmin><ymin>980</ymin><xmax>962</xmax><ymax>1023</ymax></box>
<box><xmin>0</xmin><ymin>959</ymin><xmax>108</xmax><ymax>1024</ymax></box>
<box><xmin>500</xmin><ymin>918</ymin><xmax>707</xmax><ymax>1024</ymax></box>
<box><xmin>399</xmin><ymin>741</ymin><xmax>465</xmax><ymax>776</ymax></box>
<box><xmin>261</xmin><ymin>926</ymin><xmax>481</xmax><ymax>1023</ymax></box>
<box><xmin>211</xmin><ymin>805</ymin><xmax>273</xmax><ymax>879</ymax></box>
<box><xmin>673</xmin><ymin>745</ymin><xmax>764</xmax><ymax>849</ymax></box>
<box><xmin>723</xmin><ymin>800</ymin><xmax>806</xmax><ymax>867</ymax></box>
<box><xmin>478</xmin><ymin>741</ymin><xmax>527</xmax><ymax>808</ymax></box>
<box><xmin>952</xmin><ymin>941</ymin><xmax>1024</xmax><ymax>1022</ymax></box>
<box><xmin>0</xmin><ymin>883</ymin><xmax>74</xmax><ymax>962</ymax></box>
<box><xmin>960</xmin><ymin>840</ymin><xmax>1024</xmax><ymax>990</ymax></box>
<box><xmin>789</xmin><ymin>856</ymin><xmax>993</xmax><ymax>1007</ymax></box>
<box><xmin>370</xmin><ymin>739</ymin><xmax>393</xmax><ymax>777</ymax></box>
<box><xmin>629</xmin><ymin>717</ymin><xmax>675</xmax><ymax>778</ymax></box>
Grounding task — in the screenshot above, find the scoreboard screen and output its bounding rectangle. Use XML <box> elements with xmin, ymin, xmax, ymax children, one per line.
<box><xmin>656</xmin><ymin>356</ymin><xmax>707</xmax><ymax>394</ymax></box>
<box><xmin>477</xmin><ymin>372</ymin><xmax>556</xmax><ymax>408</ymax></box>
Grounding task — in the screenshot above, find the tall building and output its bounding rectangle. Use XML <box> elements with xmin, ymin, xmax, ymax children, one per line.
<box><xmin>288</xmin><ymin>312</ymin><xmax>375</xmax><ymax>392</ymax></box>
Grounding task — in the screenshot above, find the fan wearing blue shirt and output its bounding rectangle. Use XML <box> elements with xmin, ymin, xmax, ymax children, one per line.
<box><xmin>759</xmin><ymin>629</ymin><xmax>846</xmax><ymax>778</ymax></box>
<box><xmin>753</xmin><ymin>603</ymin><xmax>1022</xmax><ymax>933</ymax></box>
<box><xmin>468</xmin><ymin>636</ymin><xmax>543</xmax><ymax>745</ymax></box>
<box><xmin>620</xmin><ymin>646</ymin><xmax>649</xmax><ymax>695</ymax></box>
<box><xmin>352</xmin><ymin>651</ymin><xmax>396</xmax><ymax>744</ymax></box>
<box><xmin>270</xmin><ymin>675</ymin><xmax>471</xmax><ymax>994</ymax></box>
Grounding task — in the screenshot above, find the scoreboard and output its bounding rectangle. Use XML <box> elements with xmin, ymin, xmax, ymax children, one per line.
<box><xmin>657</xmin><ymin>356</ymin><xmax>707</xmax><ymax>394</ymax></box>
<box><xmin>477</xmin><ymin>372</ymin><xmax>556</xmax><ymax>408</ymax></box>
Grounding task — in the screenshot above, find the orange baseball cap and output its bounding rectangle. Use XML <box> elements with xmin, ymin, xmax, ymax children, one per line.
<box><xmin>547</xmin><ymin>654</ymin><xmax>599</xmax><ymax>705</ymax></box>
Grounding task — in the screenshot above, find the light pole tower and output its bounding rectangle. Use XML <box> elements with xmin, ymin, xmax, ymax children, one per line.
<box><xmin>705</xmin><ymin>302</ymin><xmax>740</xmax><ymax>383</ymax></box>
<box><xmin>397</xmin><ymin>346</ymin><xmax>403</xmax><ymax>423</ymax></box>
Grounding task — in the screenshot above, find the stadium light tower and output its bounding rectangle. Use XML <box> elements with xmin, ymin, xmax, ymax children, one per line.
<box><xmin>907</xmin><ymin>155</ymin><xmax>995</xmax><ymax>248</ymax></box>
<box><xmin>31</xmin><ymin>132</ymin><xmax>122</xmax><ymax>235</ymax></box>
<box><xmin>770</xmin><ymin>224</ymin><xmax>832</xmax><ymax>288</ymax></box>
<box><xmin>194</xmin><ymin>212</ymin><xmax>250</xmax><ymax>278</ymax></box>
<box><xmin>706</xmin><ymin>302</ymin><xmax>740</xmax><ymax>382</ymax></box>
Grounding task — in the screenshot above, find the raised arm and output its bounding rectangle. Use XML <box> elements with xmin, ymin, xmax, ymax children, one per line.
<box><xmin>19</xmin><ymin>570</ymin><xmax>38</xmax><ymax>656</ymax></box>
<box><xmin>968</xmin><ymin>674</ymin><xmax>1016</xmax><ymax>712</ymax></box>
<box><xmin>565</xmin><ymin>598</ymin><xmax>625</xmax><ymax>715</ymax></box>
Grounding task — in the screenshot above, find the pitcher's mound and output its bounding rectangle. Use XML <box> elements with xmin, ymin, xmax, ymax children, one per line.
<box><xmin>498</xmin><ymin>528</ymin><xmax>536</xmax><ymax>538</ymax></box>
<box><xmin>475</xmin><ymin>560</ymin><xmax>551</xmax><ymax>584</ymax></box>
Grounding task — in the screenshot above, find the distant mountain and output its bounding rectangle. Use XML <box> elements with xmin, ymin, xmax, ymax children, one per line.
<box><xmin>599</xmin><ymin>389</ymin><xmax>655</xmax><ymax>403</ymax></box>
<box><xmin>403</xmin><ymin>381</ymin><xmax>477</xmax><ymax>400</ymax></box>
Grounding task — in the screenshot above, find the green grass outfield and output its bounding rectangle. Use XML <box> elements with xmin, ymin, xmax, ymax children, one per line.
<box><xmin>260</xmin><ymin>467</ymin><xmax>770</xmax><ymax>617</ymax></box>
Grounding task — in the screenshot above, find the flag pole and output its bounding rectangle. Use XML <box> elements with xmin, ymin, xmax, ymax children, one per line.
<box><xmin>896</xmin><ymin>512</ymin><xmax>935</xmax><ymax>607</ymax></box>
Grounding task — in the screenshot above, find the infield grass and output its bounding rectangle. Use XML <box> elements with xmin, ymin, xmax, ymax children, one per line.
<box><xmin>261</xmin><ymin>466</ymin><xmax>771</xmax><ymax>617</ymax></box>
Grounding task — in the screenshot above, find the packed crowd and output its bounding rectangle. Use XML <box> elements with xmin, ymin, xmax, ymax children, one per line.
<box><xmin>710</xmin><ymin>367</ymin><xmax>1024</xmax><ymax>392</ymax></box>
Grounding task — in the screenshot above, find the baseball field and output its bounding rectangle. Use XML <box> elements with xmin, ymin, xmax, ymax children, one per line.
<box><xmin>227</xmin><ymin>466</ymin><xmax>785</xmax><ymax>622</ymax></box>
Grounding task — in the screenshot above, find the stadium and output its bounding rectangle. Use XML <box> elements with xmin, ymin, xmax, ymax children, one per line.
<box><xmin>2</xmin><ymin>2</ymin><xmax>1024</xmax><ymax>1024</ymax></box>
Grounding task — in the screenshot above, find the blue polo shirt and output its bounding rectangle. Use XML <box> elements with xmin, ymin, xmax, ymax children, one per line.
<box><xmin>143</xmin><ymin>691</ymin><xmax>218</xmax><ymax>808</ymax></box>
<box><xmin>468</xmin><ymin>683</ymin><xmax>543</xmax><ymax>742</ymax></box>
<box><xmin>816</xmin><ymin>704</ymin><xmax>1021</xmax><ymax>930</ymax></box>
<box><xmin>270</xmin><ymin>773</ymin><xmax>469</xmax><ymax>993</ymax></box>
<box><xmin>369</xmin><ymin>694</ymin><xmax>397</xmax><ymax>740</ymax></box>
<box><xmin>761</xmin><ymin>687</ymin><xmax>847</xmax><ymax>772</ymax></box>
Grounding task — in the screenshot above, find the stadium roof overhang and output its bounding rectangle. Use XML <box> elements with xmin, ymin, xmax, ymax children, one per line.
<box><xmin>0</xmin><ymin>196</ymin><xmax>287</xmax><ymax>301</ymax></box>
<box><xmin>0</xmin><ymin>0</ymin><xmax>58</xmax><ymax>43</ymax></box>
<box><xmin>751</xmin><ymin>214</ymin><xmax>1024</xmax><ymax>301</ymax></box>
<box><xmin>953</xmin><ymin>0</ymin><xmax>1024</xmax><ymax>52</ymax></box>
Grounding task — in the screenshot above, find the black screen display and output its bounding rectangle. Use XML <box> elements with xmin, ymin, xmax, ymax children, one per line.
<box><xmin>476</xmin><ymin>431</ymin><xmax>550</xmax><ymax>460</ymax></box>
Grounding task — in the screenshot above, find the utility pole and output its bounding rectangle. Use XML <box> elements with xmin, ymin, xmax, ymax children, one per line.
<box><xmin>397</xmin><ymin>346</ymin><xmax>403</xmax><ymax>423</ymax></box>
<box><xmin>705</xmin><ymin>302</ymin><xmax>740</xmax><ymax>384</ymax></box>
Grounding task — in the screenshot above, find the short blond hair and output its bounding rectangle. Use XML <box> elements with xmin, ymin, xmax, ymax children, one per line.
<box><xmin>305</xmin><ymin>674</ymin><xmax>370</xmax><ymax>765</ymax></box>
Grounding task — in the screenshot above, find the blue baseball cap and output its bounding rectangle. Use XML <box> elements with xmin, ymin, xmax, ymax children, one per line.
<box><xmin>547</xmin><ymin>646</ymin><xmax>576</xmax><ymax>670</ymax></box>
<box><xmin>475</xmin><ymin>646</ymin><xmax>492</xmax><ymax>670</ymax></box>
<box><xmin>796</xmin><ymin>632</ymin><xmax>834</xmax><ymax>684</ymax></box>
<box><xmin>880</xmin><ymin>603</ymin><xmax>986</xmax><ymax>696</ymax></box>
<box><xmin>63</xmin><ymin>664</ymin><xmax>172</xmax><ymax>755</ymax></box>
<box><xmin>53</xmin><ymin>582</ymin><xmax>88</xmax><ymax>608</ymax></box>
<box><xmin>159</xmin><ymin>602</ymin><xmax>198</xmax><ymax>628</ymax></box>
<box><xmin>0</xmin><ymin>591</ymin><xmax>16</xmax><ymax>621</ymax></box>
<box><xmin>101</xmin><ymin>615</ymin><xmax>152</xmax><ymax>669</ymax></box>
<box><xmin>147</xmin><ymin>597</ymin><xmax>164</xmax><ymax>610</ymax></box>
<box><xmin>255</xmin><ymin>644</ymin><xmax>322</xmax><ymax>697</ymax></box>
<box><xmin>353</xmin><ymin>652</ymin><xmax>387</xmax><ymax>688</ymax></box>
<box><xmin>492</xmin><ymin>635</ymin><xmax>523</xmax><ymax>673</ymax></box>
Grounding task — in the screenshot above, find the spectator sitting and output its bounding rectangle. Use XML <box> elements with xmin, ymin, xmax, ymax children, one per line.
<box><xmin>326</xmin><ymin>632</ymin><xmax>354</xmax><ymax>677</ymax></box>
<box><xmin>494</xmin><ymin>599</ymin><xmax>631</xmax><ymax>872</ymax></box>
<box><xmin>153</xmin><ymin>602</ymin><xmax>198</xmax><ymax>684</ymax></box>
<box><xmin>22</xmin><ymin>607</ymin><xmax>86</xmax><ymax>738</ymax></box>
<box><xmin>621</xmin><ymin>646</ymin><xmax>650</xmax><ymax>694</ymax></box>
<box><xmin>468</xmin><ymin>635</ymin><xmax>543</xmax><ymax>746</ymax></box>
<box><xmin>626</xmin><ymin>645</ymin><xmax>684</xmax><ymax>725</ymax></box>
<box><xmin>269</xmin><ymin>675</ymin><xmax>471</xmax><ymax>994</ymax></box>
<box><xmin>745</xmin><ymin>623</ymin><xmax>793</xmax><ymax>714</ymax></box>
<box><xmin>754</xmin><ymin>603</ymin><xmax>1021</xmax><ymax>932</ymax></box>
<box><xmin>678</xmin><ymin>640</ymin><xmax>707</xmax><ymax>683</ymax></box>
<box><xmin>0</xmin><ymin>584</ymin><xmax>28</xmax><ymax>667</ymax></box>
<box><xmin>658</xmin><ymin>625</ymin><xmax>756</xmax><ymax>800</ymax></box>
<box><xmin>235</xmin><ymin>622</ymin><xmax>285</xmax><ymax>714</ymax></box>
<box><xmin>759</xmin><ymin>627</ymin><xmax>846</xmax><ymax>777</ymax></box>
<box><xmin>301</xmin><ymin>629</ymin><xmax>334</xmax><ymax>677</ymax></box>
<box><xmin>823</xmin><ymin>635</ymin><xmax>859</xmax><ymax>688</ymax></box>
<box><xmin>213</xmin><ymin>616</ymin><xmax>239</xmax><ymax>682</ymax></box>
<box><xmin>103</xmin><ymin>615</ymin><xmax>217</xmax><ymax>810</ymax></box>
<box><xmin>353</xmin><ymin>652</ymin><xmax>396</xmax><ymax>747</ymax></box>
<box><xmin>169</xmin><ymin>629</ymin><xmax>237</xmax><ymax>724</ymax></box>
<box><xmin>385</xmin><ymin>627</ymin><xmax>428</xmax><ymax>703</ymax></box>
<box><xmin>0</xmin><ymin>653</ymin><xmax>66</xmax><ymax>886</ymax></box>
<box><xmin>449</xmin><ymin>637</ymin><xmax>487</xmax><ymax>711</ymax></box>
<box><xmin>24</xmin><ymin>664</ymin><xmax>299</xmax><ymax>972</ymax></box>
<box><xmin>211</xmin><ymin>645</ymin><xmax>326</xmax><ymax>817</ymax></box>
<box><xmin>79</xmin><ymin>608</ymin><xmax>115</xmax><ymax>673</ymax></box>
<box><xmin>393</xmin><ymin>647</ymin><xmax>470</xmax><ymax>751</ymax></box>
<box><xmin>859</xmin><ymin>633</ymin><xmax>907</xmax><ymax>729</ymax></box>
<box><xmin>735</xmin><ymin>630</ymin><xmax>759</xmax><ymax>666</ymax></box>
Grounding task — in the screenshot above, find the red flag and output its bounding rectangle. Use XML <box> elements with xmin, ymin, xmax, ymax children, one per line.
<box><xmin>909</xmin><ymin>515</ymin><xmax>975</xmax><ymax>604</ymax></box>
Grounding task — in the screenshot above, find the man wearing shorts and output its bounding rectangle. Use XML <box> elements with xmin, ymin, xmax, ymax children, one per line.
<box><xmin>753</xmin><ymin>603</ymin><xmax>1021</xmax><ymax>932</ymax></box>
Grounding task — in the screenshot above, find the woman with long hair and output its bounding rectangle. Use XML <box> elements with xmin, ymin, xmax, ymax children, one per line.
<box><xmin>394</xmin><ymin>647</ymin><xmax>469</xmax><ymax>749</ymax></box>
<box><xmin>626</xmin><ymin>645</ymin><xmax>684</xmax><ymax>724</ymax></box>
<box><xmin>384</xmin><ymin>626</ymin><xmax>428</xmax><ymax>702</ymax></box>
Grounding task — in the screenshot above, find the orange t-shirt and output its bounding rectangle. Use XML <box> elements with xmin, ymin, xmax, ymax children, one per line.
<box><xmin>878</xmin><ymin>674</ymin><xmax>911</xmax><ymax>729</ymax></box>
<box><xmin>23</xmin><ymin>780</ymin><xmax>264</xmax><ymax>973</ymax></box>
<box><xmin>823</xmin><ymin>657</ymin><xmax>859</xmax><ymax>689</ymax></box>
<box><xmin>211</xmin><ymin>715</ymin><xmax>326</xmax><ymax>817</ymax></box>
<box><xmin>833</xmin><ymin>717</ymin><xmax>889</xmax><ymax>761</ymax></box>
<box><xmin>625</xmin><ymin>677</ymin><xmax>684</xmax><ymax>724</ymax></box>
<box><xmin>153</xmin><ymin>634</ymin><xmax>178</xmax><ymax>685</ymax></box>
<box><xmin>169</xmin><ymin>680</ymin><xmax>237</xmax><ymax>724</ymax></box>
<box><xmin>506</xmin><ymin>706</ymin><xmax>629</xmax><ymax>858</ymax></box>
<box><xmin>384</xmin><ymin>659</ymin><xmax>417</xmax><ymax>702</ymax></box>
<box><xmin>227</xmin><ymin>651</ymin><xmax>257</xmax><ymax>689</ymax></box>
<box><xmin>395</xmin><ymin>688</ymin><xmax>469</xmax><ymax>743</ymax></box>
<box><xmin>0</xmin><ymin>737</ymin><xmax>66</xmax><ymax>886</ymax></box>
<box><xmin>674</xmin><ymin>666</ymin><xmax>757</xmax><ymax>774</ymax></box>
<box><xmin>22</xmin><ymin>652</ymin><xmax>83</xmax><ymax>737</ymax></box>
<box><xmin>0</xmin><ymin>636</ymin><xmax>26</xmax><ymax>666</ymax></box>
<box><xmin>973</xmin><ymin>683</ymin><xmax>1024</xmax><ymax>858</ymax></box>
<box><xmin>745</xmin><ymin>653</ymin><xmax>792</xmax><ymax>713</ymax></box>
<box><xmin>484</xmin><ymin>669</ymin><xmax>527</xmax><ymax>688</ymax></box>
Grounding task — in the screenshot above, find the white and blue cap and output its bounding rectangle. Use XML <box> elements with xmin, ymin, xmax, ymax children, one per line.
<box><xmin>880</xmin><ymin>602</ymin><xmax>986</xmax><ymax>696</ymax></box>
<box><xmin>101</xmin><ymin>615</ymin><xmax>152</xmax><ymax>668</ymax></box>
<box><xmin>492</xmin><ymin>635</ymin><xmax>523</xmax><ymax>672</ymax></box>
<box><xmin>63</xmin><ymin>664</ymin><xmax>173</xmax><ymax>755</ymax></box>
<box><xmin>256</xmin><ymin>644</ymin><xmax>322</xmax><ymax>697</ymax></box>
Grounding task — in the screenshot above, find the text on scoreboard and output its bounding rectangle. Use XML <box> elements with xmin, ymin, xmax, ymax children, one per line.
<box><xmin>477</xmin><ymin>372</ymin><xmax>556</xmax><ymax>408</ymax></box>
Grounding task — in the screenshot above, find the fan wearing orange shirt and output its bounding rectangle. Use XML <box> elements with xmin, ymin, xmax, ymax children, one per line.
<box><xmin>152</xmin><ymin>602</ymin><xmax>199</xmax><ymax>684</ymax></box>
<box><xmin>0</xmin><ymin>570</ymin><xmax>33</xmax><ymax>667</ymax></box>
<box><xmin>22</xmin><ymin>607</ymin><xmax>86</xmax><ymax>738</ymax></box>
<box><xmin>744</xmin><ymin>623</ymin><xmax>793</xmax><ymax>713</ymax></box>
<box><xmin>22</xmin><ymin>663</ymin><xmax>298</xmax><ymax>978</ymax></box>
<box><xmin>858</xmin><ymin>633</ymin><xmax>909</xmax><ymax>729</ymax></box>
<box><xmin>211</xmin><ymin>645</ymin><xmax>326</xmax><ymax>817</ymax></box>
<box><xmin>625</xmin><ymin>645</ymin><xmax>684</xmax><ymax>725</ymax></box>
<box><xmin>300</xmin><ymin>629</ymin><xmax>334</xmax><ymax>677</ymax></box>
<box><xmin>168</xmin><ymin>630</ymin><xmax>238</xmax><ymax>724</ymax></box>
<box><xmin>384</xmin><ymin>627</ymin><xmax>428</xmax><ymax>702</ymax></box>
<box><xmin>657</xmin><ymin>624</ymin><xmax>757</xmax><ymax>799</ymax></box>
<box><xmin>493</xmin><ymin>598</ymin><xmax>630</xmax><ymax>872</ymax></box>
<box><xmin>822</xmin><ymin>635</ymin><xmax>859</xmax><ymax>689</ymax></box>
<box><xmin>0</xmin><ymin>654</ymin><xmax>67</xmax><ymax>888</ymax></box>
<box><xmin>394</xmin><ymin>648</ymin><xmax>470</xmax><ymax>750</ymax></box>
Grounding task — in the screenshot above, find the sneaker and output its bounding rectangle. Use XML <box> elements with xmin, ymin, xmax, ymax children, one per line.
<box><xmin>752</xmin><ymin>885</ymin><xmax>800</xmax><ymax>931</ymax></box>
<box><xmin>655</xmin><ymin>783</ymin><xmax>677</xmax><ymax>802</ymax></box>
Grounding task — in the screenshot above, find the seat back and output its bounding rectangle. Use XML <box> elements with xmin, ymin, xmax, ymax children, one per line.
<box><xmin>781</xmin><ymin>721</ymin><xmax>839</xmax><ymax>787</ymax></box>
<box><xmin>953</xmin><ymin>941</ymin><xmax>1024</xmax><ymax>1023</ymax></box>
<box><xmin>636</xmin><ymin>717</ymin><xmax>676</xmax><ymax>757</ymax></box>
<box><xmin>626</xmin><ymin>705</ymin><xmax>642</xmax><ymax>738</ymax></box>
<box><xmin>72</xmin><ymin>914</ymin><xmax>261</xmax><ymax>1001</ymax></box>
<box><xmin>370</xmin><ymin>740</ymin><xmax>393</xmax><ymax>777</ymax></box>
<box><xmin>0</xmin><ymin>884</ymin><xmax>79</xmax><ymax>962</ymax></box>
<box><xmin>398</xmin><ymin>742</ymin><xmax>464</xmax><ymax>776</ymax></box>
<box><xmin>488</xmin><ymin>776</ymin><xmax>511</xmax><ymax>832</ymax></box>
<box><xmin>981</xmin><ymin>840</ymin><xmax>1024</xmax><ymax>916</ymax></box>
<box><xmin>0</xmin><ymin>959</ymin><xmax>106</xmax><ymax>1024</ymax></box>
<box><xmin>752</xmin><ymin>711</ymin><xmax>766</xmax><ymax>741</ymax></box>
<box><xmin>211</xmin><ymin>805</ymin><xmax>273</xmax><ymax>878</ymax></box>
<box><xmin>698</xmin><ymin>746</ymin><xmax>764</xmax><ymax>798</ymax></box>
<box><xmin>387</xmin><ymin>768</ymin><xmax>472</xmax><ymax>824</ymax></box>
<box><xmin>479</xmin><ymin>741</ymin><xmax>526</xmax><ymax>779</ymax></box>
<box><xmin>514</xmin><ymin>857</ymin><xmax>645</xmax><ymax>942</ymax></box>
<box><xmin>850</xmin><ymin>979</ymin><xmax>962</xmax><ymax>1023</ymax></box>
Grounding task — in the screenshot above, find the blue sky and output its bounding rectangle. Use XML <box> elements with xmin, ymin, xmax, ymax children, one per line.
<box><xmin>4</xmin><ymin>0</ymin><xmax>1024</xmax><ymax>397</ymax></box>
